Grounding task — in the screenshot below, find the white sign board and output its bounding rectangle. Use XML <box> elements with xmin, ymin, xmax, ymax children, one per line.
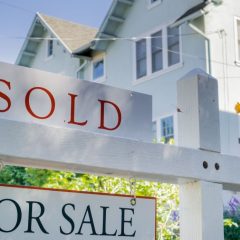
<box><xmin>0</xmin><ymin>185</ymin><xmax>156</xmax><ymax>240</ymax></box>
<box><xmin>0</xmin><ymin>62</ymin><xmax>152</xmax><ymax>141</ymax></box>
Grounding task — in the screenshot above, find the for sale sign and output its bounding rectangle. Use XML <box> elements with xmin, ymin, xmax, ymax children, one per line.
<box><xmin>0</xmin><ymin>185</ymin><xmax>156</xmax><ymax>240</ymax></box>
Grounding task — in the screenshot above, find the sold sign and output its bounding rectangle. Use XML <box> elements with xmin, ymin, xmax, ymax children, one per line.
<box><xmin>0</xmin><ymin>62</ymin><xmax>152</xmax><ymax>141</ymax></box>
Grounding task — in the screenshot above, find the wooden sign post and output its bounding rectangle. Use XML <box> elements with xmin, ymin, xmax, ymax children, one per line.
<box><xmin>177</xmin><ymin>69</ymin><xmax>223</xmax><ymax>240</ymax></box>
<box><xmin>0</xmin><ymin>63</ymin><xmax>238</xmax><ymax>239</ymax></box>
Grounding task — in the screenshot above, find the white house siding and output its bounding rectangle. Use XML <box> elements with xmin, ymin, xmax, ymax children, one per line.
<box><xmin>204</xmin><ymin>0</ymin><xmax>240</xmax><ymax>156</ymax></box>
<box><xmin>30</xmin><ymin>32</ymin><xmax>82</xmax><ymax>79</ymax></box>
<box><xmin>103</xmin><ymin>0</ymin><xmax>207</xmax><ymax>143</ymax></box>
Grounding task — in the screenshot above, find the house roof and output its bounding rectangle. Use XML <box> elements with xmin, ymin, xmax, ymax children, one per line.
<box><xmin>175</xmin><ymin>0</ymin><xmax>209</xmax><ymax>23</ymax></box>
<box><xmin>39</xmin><ymin>13</ymin><xmax>98</xmax><ymax>52</ymax></box>
<box><xmin>16</xmin><ymin>13</ymin><xmax>97</xmax><ymax>66</ymax></box>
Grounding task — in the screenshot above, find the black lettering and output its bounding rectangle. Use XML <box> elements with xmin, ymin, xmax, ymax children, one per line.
<box><xmin>24</xmin><ymin>201</ymin><xmax>49</xmax><ymax>234</ymax></box>
<box><xmin>0</xmin><ymin>199</ymin><xmax>22</xmax><ymax>232</ymax></box>
<box><xmin>118</xmin><ymin>208</ymin><xmax>136</xmax><ymax>237</ymax></box>
<box><xmin>76</xmin><ymin>205</ymin><xmax>99</xmax><ymax>235</ymax></box>
<box><xmin>100</xmin><ymin>206</ymin><xmax>117</xmax><ymax>236</ymax></box>
<box><xmin>60</xmin><ymin>203</ymin><xmax>75</xmax><ymax>235</ymax></box>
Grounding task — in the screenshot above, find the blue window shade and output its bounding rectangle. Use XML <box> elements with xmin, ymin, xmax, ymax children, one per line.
<box><xmin>93</xmin><ymin>59</ymin><xmax>104</xmax><ymax>80</ymax></box>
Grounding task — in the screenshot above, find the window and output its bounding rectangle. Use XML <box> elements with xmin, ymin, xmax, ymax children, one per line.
<box><xmin>135</xmin><ymin>25</ymin><xmax>181</xmax><ymax>81</ymax></box>
<box><xmin>93</xmin><ymin>59</ymin><xmax>104</xmax><ymax>80</ymax></box>
<box><xmin>167</xmin><ymin>26</ymin><xmax>180</xmax><ymax>66</ymax></box>
<box><xmin>136</xmin><ymin>39</ymin><xmax>147</xmax><ymax>79</ymax></box>
<box><xmin>47</xmin><ymin>39</ymin><xmax>53</xmax><ymax>57</ymax></box>
<box><xmin>161</xmin><ymin>116</ymin><xmax>174</xmax><ymax>143</ymax></box>
<box><xmin>235</xmin><ymin>17</ymin><xmax>240</xmax><ymax>62</ymax></box>
<box><xmin>151</xmin><ymin>31</ymin><xmax>163</xmax><ymax>72</ymax></box>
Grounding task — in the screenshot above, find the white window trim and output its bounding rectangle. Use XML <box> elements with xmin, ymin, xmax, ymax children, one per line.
<box><xmin>91</xmin><ymin>56</ymin><xmax>106</xmax><ymax>83</ymax></box>
<box><xmin>132</xmin><ymin>23</ymin><xmax>183</xmax><ymax>85</ymax></box>
<box><xmin>76</xmin><ymin>60</ymin><xmax>88</xmax><ymax>80</ymax></box>
<box><xmin>45</xmin><ymin>37</ymin><xmax>54</xmax><ymax>61</ymax></box>
<box><xmin>153</xmin><ymin>112</ymin><xmax>178</xmax><ymax>145</ymax></box>
<box><xmin>147</xmin><ymin>0</ymin><xmax>162</xmax><ymax>10</ymax></box>
<box><xmin>234</xmin><ymin>16</ymin><xmax>240</xmax><ymax>64</ymax></box>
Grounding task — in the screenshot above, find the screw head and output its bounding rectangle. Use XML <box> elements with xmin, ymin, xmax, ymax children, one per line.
<box><xmin>215</xmin><ymin>163</ymin><xmax>220</xmax><ymax>170</ymax></box>
<box><xmin>203</xmin><ymin>161</ymin><xmax>208</xmax><ymax>169</ymax></box>
<box><xmin>130</xmin><ymin>198</ymin><xmax>136</xmax><ymax>206</ymax></box>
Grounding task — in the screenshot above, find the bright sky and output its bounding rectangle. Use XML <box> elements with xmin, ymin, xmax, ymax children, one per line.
<box><xmin>0</xmin><ymin>0</ymin><xmax>112</xmax><ymax>64</ymax></box>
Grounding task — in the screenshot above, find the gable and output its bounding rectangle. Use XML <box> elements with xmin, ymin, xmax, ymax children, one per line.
<box><xmin>16</xmin><ymin>13</ymin><xmax>97</xmax><ymax>67</ymax></box>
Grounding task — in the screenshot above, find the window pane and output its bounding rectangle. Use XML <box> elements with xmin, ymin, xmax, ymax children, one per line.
<box><xmin>136</xmin><ymin>39</ymin><xmax>147</xmax><ymax>79</ymax></box>
<box><xmin>167</xmin><ymin>26</ymin><xmax>180</xmax><ymax>66</ymax></box>
<box><xmin>161</xmin><ymin>116</ymin><xmax>174</xmax><ymax>143</ymax></box>
<box><xmin>93</xmin><ymin>59</ymin><xmax>104</xmax><ymax>80</ymax></box>
<box><xmin>48</xmin><ymin>39</ymin><xmax>53</xmax><ymax>57</ymax></box>
<box><xmin>151</xmin><ymin>31</ymin><xmax>163</xmax><ymax>72</ymax></box>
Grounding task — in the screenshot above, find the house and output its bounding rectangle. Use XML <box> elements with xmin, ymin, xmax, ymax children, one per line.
<box><xmin>16</xmin><ymin>0</ymin><xmax>240</xmax><ymax>158</ymax></box>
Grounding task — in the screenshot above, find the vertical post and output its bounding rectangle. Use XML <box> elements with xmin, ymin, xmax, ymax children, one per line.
<box><xmin>180</xmin><ymin>181</ymin><xmax>223</xmax><ymax>240</ymax></box>
<box><xmin>177</xmin><ymin>69</ymin><xmax>224</xmax><ymax>240</ymax></box>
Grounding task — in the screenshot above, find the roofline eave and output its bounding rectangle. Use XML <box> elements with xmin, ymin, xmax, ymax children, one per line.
<box><xmin>95</xmin><ymin>0</ymin><xmax>119</xmax><ymax>40</ymax></box>
<box><xmin>171</xmin><ymin>10</ymin><xmax>205</xmax><ymax>28</ymax></box>
<box><xmin>15</xmin><ymin>14</ymin><xmax>39</xmax><ymax>65</ymax></box>
<box><xmin>73</xmin><ymin>42</ymin><xmax>92</xmax><ymax>55</ymax></box>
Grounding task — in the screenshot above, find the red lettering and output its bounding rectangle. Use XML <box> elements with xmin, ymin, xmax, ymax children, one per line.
<box><xmin>68</xmin><ymin>93</ymin><xmax>88</xmax><ymax>126</ymax></box>
<box><xmin>0</xmin><ymin>79</ymin><xmax>11</xmax><ymax>112</ymax></box>
<box><xmin>98</xmin><ymin>100</ymin><xmax>122</xmax><ymax>131</ymax></box>
<box><xmin>25</xmin><ymin>87</ymin><xmax>55</xmax><ymax>119</ymax></box>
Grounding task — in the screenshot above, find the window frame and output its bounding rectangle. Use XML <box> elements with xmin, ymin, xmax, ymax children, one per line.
<box><xmin>133</xmin><ymin>23</ymin><xmax>182</xmax><ymax>85</ymax></box>
<box><xmin>76</xmin><ymin>60</ymin><xmax>88</xmax><ymax>80</ymax></box>
<box><xmin>160</xmin><ymin>116</ymin><xmax>174</xmax><ymax>143</ymax></box>
<box><xmin>153</xmin><ymin>113</ymin><xmax>178</xmax><ymax>144</ymax></box>
<box><xmin>234</xmin><ymin>16</ymin><xmax>240</xmax><ymax>63</ymax></box>
<box><xmin>91</xmin><ymin>56</ymin><xmax>106</xmax><ymax>83</ymax></box>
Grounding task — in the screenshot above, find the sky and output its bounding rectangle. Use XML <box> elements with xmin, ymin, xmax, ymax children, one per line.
<box><xmin>0</xmin><ymin>0</ymin><xmax>112</xmax><ymax>64</ymax></box>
